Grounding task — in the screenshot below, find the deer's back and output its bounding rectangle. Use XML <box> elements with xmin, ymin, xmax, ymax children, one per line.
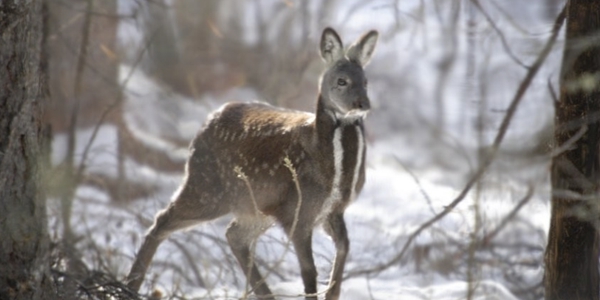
<box><xmin>186</xmin><ymin>102</ymin><xmax>328</xmax><ymax>216</ymax></box>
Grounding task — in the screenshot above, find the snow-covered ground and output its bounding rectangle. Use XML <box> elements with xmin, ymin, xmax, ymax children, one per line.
<box><xmin>48</xmin><ymin>122</ymin><xmax>550</xmax><ymax>299</ymax></box>
<box><xmin>48</xmin><ymin>124</ymin><xmax>549</xmax><ymax>299</ymax></box>
<box><xmin>47</xmin><ymin>1</ymin><xmax>564</xmax><ymax>299</ymax></box>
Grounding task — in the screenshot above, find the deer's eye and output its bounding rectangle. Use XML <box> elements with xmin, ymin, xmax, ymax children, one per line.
<box><xmin>337</xmin><ymin>78</ymin><xmax>347</xmax><ymax>86</ymax></box>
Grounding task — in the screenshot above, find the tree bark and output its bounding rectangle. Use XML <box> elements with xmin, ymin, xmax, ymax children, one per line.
<box><xmin>545</xmin><ymin>1</ymin><xmax>600</xmax><ymax>299</ymax></box>
<box><xmin>0</xmin><ymin>1</ymin><xmax>55</xmax><ymax>299</ymax></box>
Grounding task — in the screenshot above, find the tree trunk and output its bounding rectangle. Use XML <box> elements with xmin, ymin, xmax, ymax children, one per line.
<box><xmin>545</xmin><ymin>1</ymin><xmax>600</xmax><ymax>299</ymax></box>
<box><xmin>0</xmin><ymin>1</ymin><xmax>55</xmax><ymax>299</ymax></box>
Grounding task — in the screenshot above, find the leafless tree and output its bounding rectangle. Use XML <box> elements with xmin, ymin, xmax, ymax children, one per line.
<box><xmin>0</xmin><ymin>1</ymin><xmax>56</xmax><ymax>299</ymax></box>
<box><xmin>545</xmin><ymin>0</ymin><xmax>600</xmax><ymax>299</ymax></box>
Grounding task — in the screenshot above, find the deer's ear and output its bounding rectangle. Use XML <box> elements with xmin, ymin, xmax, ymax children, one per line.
<box><xmin>346</xmin><ymin>30</ymin><xmax>378</xmax><ymax>67</ymax></box>
<box><xmin>320</xmin><ymin>28</ymin><xmax>344</xmax><ymax>64</ymax></box>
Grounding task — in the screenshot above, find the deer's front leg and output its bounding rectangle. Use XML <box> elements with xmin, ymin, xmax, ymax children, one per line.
<box><xmin>324</xmin><ymin>213</ymin><xmax>349</xmax><ymax>300</ymax></box>
<box><xmin>284</xmin><ymin>222</ymin><xmax>318</xmax><ymax>299</ymax></box>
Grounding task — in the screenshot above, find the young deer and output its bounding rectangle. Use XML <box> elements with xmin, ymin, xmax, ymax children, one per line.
<box><xmin>125</xmin><ymin>27</ymin><xmax>378</xmax><ymax>300</ymax></box>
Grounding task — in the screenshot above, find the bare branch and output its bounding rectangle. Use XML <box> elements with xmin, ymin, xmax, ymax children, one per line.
<box><xmin>74</xmin><ymin>25</ymin><xmax>157</xmax><ymax>182</ymax></box>
<box><xmin>283</xmin><ymin>156</ymin><xmax>303</xmax><ymax>240</ymax></box>
<box><xmin>169</xmin><ymin>239</ymin><xmax>206</xmax><ymax>288</ymax></box>
<box><xmin>235</xmin><ymin>156</ymin><xmax>305</xmax><ymax>299</ymax></box>
<box><xmin>61</xmin><ymin>0</ymin><xmax>94</xmax><ymax>240</ymax></box>
<box><xmin>470</xmin><ymin>0</ymin><xmax>529</xmax><ymax>69</ymax></box>
<box><xmin>549</xmin><ymin>125</ymin><xmax>587</xmax><ymax>158</ymax></box>
<box><xmin>346</xmin><ymin>4</ymin><xmax>566</xmax><ymax>279</ymax></box>
<box><xmin>482</xmin><ymin>185</ymin><xmax>535</xmax><ymax>244</ymax></box>
<box><xmin>234</xmin><ymin>166</ymin><xmax>263</xmax><ymax>217</ymax></box>
<box><xmin>392</xmin><ymin>155</ymin><xmax>436</xmax><ymax>215</ymax></box>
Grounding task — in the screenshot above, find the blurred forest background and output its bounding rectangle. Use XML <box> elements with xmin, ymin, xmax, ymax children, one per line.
<box><xmin>5</xmin><ymin>0</ymin><xmax>590</xmax><ymax>299</ymax></box>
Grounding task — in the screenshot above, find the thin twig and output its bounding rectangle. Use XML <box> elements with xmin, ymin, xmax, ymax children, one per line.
<box><xmin>548</xmin><ymin>76</ymin><xmax>560</xmax><ymax>111</ymax></box>
<box><xmin>470</xmin><ymin>0</ymin><xmax>529</xmax><ymax>69</ymax></box>
<box><xmin>254</xmin><ymin>157</ymin><xmax>305</xmax><ymax>298</ymax></box>
<box><xmin>169</xmin><ymin>239</ymin><xmax>206</xmax><ymax>288</ymax></box>
<box><xmin>74</xmin><ymin>25</ymin><xmax>157</xmax><ymax>181</ymax></box>
<box><xmin>549</xmin><ymin>125</ymin><xmax>587</xmax><ymax>158</ymax></box>
<box><xmin>392</xmin><ymin>155</ymin><xmax>436</xmax><ymax>215</ymax></box>
<box><xmin>235</xmin><ymin>156</ymin><xmax>306</xmax><ymax>299</ymax></box>
<box><xmin>247</xmin><ymin>287</ymin><xmax>332</xmax><ymax>299</ymax></box>
<box><xmin>482</xmin><ymin>185</ymin><xmax>535</xmax><ymax>244</ymax></box>
<box><xmin>345</xmin><ymin>5</ymin><xmax>566</xmax><ymax>279</ymax></box>
<box><xmin>67</xmin><ymin>0</ymin><xmax>94</xmax><ymax>152</ymax></box>
<box><xmin>233</xmin><ymin>166</ymin><xmax>260</xmax><ymax>300</ymax></box>
<box><xmin>234</xmin><ymin>167</ymin><xmax>262</xmax><ymax>217</ymax></box>
<box><xmin>283</xmin><ymin>156</ymin><xmax>303</xmax><ymax>240</ymax></box>
<box><xmin>488</xmin><ymin>0</ymin><xmax>547</xmax><ymax>36</ymax></box>
<box><xmin>52</xmin><ymin>0</ymin><xmax>137</xmax><ymax>19</ymax></box>
<box><xmin>61</xmin><ymin>0</ymin><xmax>94</xmax><ymax>241</ymax></box>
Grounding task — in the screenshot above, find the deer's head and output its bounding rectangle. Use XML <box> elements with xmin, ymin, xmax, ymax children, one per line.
<box><xmin>319</xmin><ymin>28</ymin><xmax>378</xmax><ymax>121</ymax></box>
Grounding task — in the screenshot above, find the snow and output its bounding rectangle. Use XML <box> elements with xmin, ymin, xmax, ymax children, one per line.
<box><xmin>46</xmin><ymin>0</ymin><xmax>564</xmax><ymax>299</ymax></box>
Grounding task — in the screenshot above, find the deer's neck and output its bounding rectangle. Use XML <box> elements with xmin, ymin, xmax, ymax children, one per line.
<box><xmin>312</xmin><ymin>94</ymin><xmax>365</xmax><ymax>222</ymax></box>
<box><xmin>314</xmin><ymin>94</ymin><xmax>363</xmax><ymax>141</ymax></box>
<box><xmin>315</xmin><ymin>96</ymin><xmax>340</xmax><ymax>143</ymax></box>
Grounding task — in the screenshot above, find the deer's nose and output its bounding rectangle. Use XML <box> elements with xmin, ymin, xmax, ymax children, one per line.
<box><xmin>354</xmin><ymin>99</ymin><xmax>370</xmax><ymax>111</ymax></box>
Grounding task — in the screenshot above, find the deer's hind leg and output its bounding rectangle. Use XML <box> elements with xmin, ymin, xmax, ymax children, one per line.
<box><xmin>126</xmin><ymin>183</ymin><xmax>228</xmax><ymax>291</ymax></box>
<box><xmin>226</xmin><ymin>216</ymin><xmax>274</xmax><ymax>299</ymax></box>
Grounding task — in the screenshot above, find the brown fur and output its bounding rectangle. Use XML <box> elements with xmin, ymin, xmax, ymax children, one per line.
<box><xmin>126</xmin><ymin>28</ymin><xmax>378</xmax><ymax>300</ymax></box>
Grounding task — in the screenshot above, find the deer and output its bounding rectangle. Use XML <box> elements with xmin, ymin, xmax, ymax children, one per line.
<box><xmin>125</xmin><ymin>27</ymin><xmax>378</xmax><ymax>300</ymax></box>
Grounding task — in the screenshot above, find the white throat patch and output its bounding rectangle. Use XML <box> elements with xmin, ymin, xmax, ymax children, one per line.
<box><xmin>316</xmin><ymin>127</ymin><xmax>343</xmax><ymax>224</ymax></box>
<box><xmin>350</xmin><ymin>126</ymin><xmax>364</xmax><ymax>201</ymax></box>
<box><xmin>315</xmin><ymin>124</ymin><xmax>365</xmax><ymax>225</ymax></box>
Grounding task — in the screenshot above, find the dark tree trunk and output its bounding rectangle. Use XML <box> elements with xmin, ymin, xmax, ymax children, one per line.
<box><xmin>545</xmin><ymin>1</ymin><xmax>600</xmax><ymax>299</ymax></box>
<box><xmin>0</xmin><ymin>1</ymin><xmax>55</xmax><ymax>299</ymax></box>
